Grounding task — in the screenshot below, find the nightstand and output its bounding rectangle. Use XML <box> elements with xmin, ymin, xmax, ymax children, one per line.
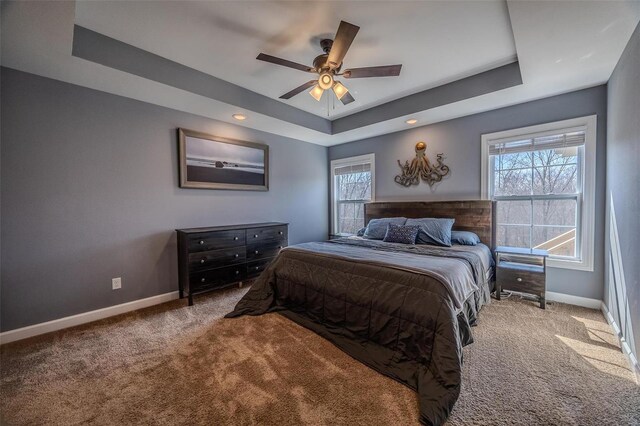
<box><xmin>495</xmin><ymin>246</ymin><xmax>549</xmax><ymax>309</ymax></box>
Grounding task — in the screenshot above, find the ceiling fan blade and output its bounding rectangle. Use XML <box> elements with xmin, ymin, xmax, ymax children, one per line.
<box><xmin>327</xmin><ymin>21</ymin><xmax>360</xmax><ymax>69</ymax></box>
<box><xmin>256</xmin><ymin>53</ymin><xmax>314</xmax><ymax>73</ymax></box>
<box><xmin>343</xmin><ymin>65</ymin><xmax>402</xmax><ymax>78</ymax></box>
<box><xmin>340</xmin><ymin>92</ymin><xmax>355</xmax><ymax>105</ymax></box>
<box><xmin>279</xmin><ymin>80</ymin><xmax>318</xmax><ymax>99</ymax></box>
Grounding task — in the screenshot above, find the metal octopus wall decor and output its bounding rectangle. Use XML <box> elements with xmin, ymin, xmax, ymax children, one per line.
<box><xmin>394</xmin><ymin>142</ymin><xmax>450</xmax><ymax>188</ymax></box>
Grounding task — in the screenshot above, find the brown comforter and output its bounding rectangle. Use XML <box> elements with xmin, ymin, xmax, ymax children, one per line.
<box><xmin>226</xmin><ymin>238</ymin><xmax>492</xmax><ymax>425</ymax></box>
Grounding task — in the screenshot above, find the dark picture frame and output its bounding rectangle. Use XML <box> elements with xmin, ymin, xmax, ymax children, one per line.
<box><xmin>178</xmin><ymin>128</ymin><xmax>269</xmax><ymax>191</ymax></box>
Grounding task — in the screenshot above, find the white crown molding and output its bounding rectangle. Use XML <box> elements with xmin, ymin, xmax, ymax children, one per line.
<box><xmin>0</xmin><ymin>291</ymin><xmax>180</xmax><ymax>345</ymax></box>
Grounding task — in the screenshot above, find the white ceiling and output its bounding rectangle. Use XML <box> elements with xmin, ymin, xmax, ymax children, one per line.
<box><xmin>2</xmin><ymin>1</ymin><xmax>639</xmax><ymax>146</ymax></box>
<box><xmin>74</xmin><ymin>0</ymin><xmax>517</xmax><ymax>119</ymax></box>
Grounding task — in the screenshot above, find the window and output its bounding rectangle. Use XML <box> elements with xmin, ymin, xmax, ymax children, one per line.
<box><xmin>331</xmin><ymin>154</ymin><xmax>375</xmax><ymax>235</ymax></box>
<box><xmin>481</xmin><ymin>116</ymin><xmax>596</xmax><ymax>271</ymax></box>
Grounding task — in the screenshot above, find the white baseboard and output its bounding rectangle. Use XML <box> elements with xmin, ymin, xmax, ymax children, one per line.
<box><xmin>0</xmin><ymin>291</ymin><xmax>180</xmax><ymax>345</ymax></box>
<box><xmin>545</xmin><ymin>291</ymin><xmax>602</xmax><ymax>309</ymax></box>
<box><xmin>600</xmin><ymin>302</ymin><xmax>640</xmax><ymax>384</ymax></box>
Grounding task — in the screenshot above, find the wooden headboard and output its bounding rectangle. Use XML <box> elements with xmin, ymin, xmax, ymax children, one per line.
<box><xmin>364</xmin><ymin>200</ymin><xmax>497</xmax><ymax>249</ymax></box>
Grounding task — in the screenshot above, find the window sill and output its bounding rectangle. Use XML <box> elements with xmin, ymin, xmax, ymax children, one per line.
<box><xmin>547</xmin><ymin>258</ymin><xmax>594</xmax><ymax>272</ymax></box>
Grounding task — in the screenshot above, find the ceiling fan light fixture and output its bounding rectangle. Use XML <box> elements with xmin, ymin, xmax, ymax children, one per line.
<box><xmin>318</xmin><ymin>72</ymin><xmax>334</xmax><ymax>90</ymax></box>
<box><xmin>332</xmin><ymin>81</ymin><xmax>349</xmax><ymax>100</ymax></box>
<box><xmin>258</xmin><ymin>21</ymin><xmax>401</xmax><ymax>105</ymax></box>
<box><xmin>309</xmin><ymin>85</ymin><xmax>324</xmax><ymax>101</ymax></box>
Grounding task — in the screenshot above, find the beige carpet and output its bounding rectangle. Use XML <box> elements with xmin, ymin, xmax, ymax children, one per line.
<box><xmin>1</xmin><ymin>287</ymin><xmax>638</xmax><ymax>426</ymax></box>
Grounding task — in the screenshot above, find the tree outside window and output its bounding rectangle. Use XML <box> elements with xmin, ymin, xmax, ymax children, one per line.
<box><xmin>331</xmin><ymin>154</ymin><xmax>375</xmax><ymax>235</ymax></box>
<box><xmin>491</xmin><ymin>133</ymin><xmax>584</xmax><ymax>260</ymax></box>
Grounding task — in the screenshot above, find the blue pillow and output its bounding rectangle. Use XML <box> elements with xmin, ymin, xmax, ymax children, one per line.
<box><xmin>383</xmin><ymin>223</ymin><xmax>420</xmax><ymax>244</ymax></box>
<box><xmin>451</xmin><ymin>230</ymin><xmax>481</xmax><ymax>246</ymax></box>
<box><xmin>356</xmin><ymin>227</ymin><xmax>366</xmax><ymax>237</ymax></box>
<box><xmin>405</xmin><ymin>217</ymin><xmax>455</xmax><ymax>247</ymax></box>
<box><xmin>363</xmin><ymin>217</ymin><xmax>407</xmax><ymax>240</ymax></box>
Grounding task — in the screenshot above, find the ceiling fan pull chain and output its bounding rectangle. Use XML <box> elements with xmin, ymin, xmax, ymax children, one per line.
<box><xmin>327</xmin><ymin>92</ymin><xmax>331</xmax><ymax>117</ymax></box>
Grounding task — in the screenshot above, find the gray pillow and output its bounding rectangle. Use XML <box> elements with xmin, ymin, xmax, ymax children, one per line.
<box><xmin>405</xmin><ymin>217</ymin><xmax>455</xmax><ymax>246</ymax></box>
<box><xmin>383</xmin><ymin>223</ymin><xmax>420</xmax><ymax>244</ymax></box>
<box><xmin>356</xmin><ymin>227</ymin><xmax>366</xmax><ymax>237</ymax></box>
<box><xmin>451</xmin><ymin>230</ymin><xmax>481</xmax><ymax>246</ymax></box>
<box><xmin>363</xmin><ymin>217</ymin><xmax>407</xmax><ymax>240</ymax></box>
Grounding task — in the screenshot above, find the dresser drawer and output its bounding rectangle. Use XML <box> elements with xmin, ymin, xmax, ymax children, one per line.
<box><xmin>188</xmin><ymin>230</ymin><xmax>245</xmax><ymax>253</ymax></box>
<box><xmin>190</xmin><ymin>265</ymin><xmax>246</xmax><ymax>291</ymax></box>
<box><xmin>246</xmin><ymin>258</ymin><xmax>276</xmax><ymax>279</ymax></box>
<box><xmin>497</xmin><ymin>266</ymin><xmax>545</xmax><ymax>294</ymax></box>
<box><xmin>188</xmin><ymin>247</ymin><xmax>246</xmax><ymax>272</ymax></box>
<box><xmin>246</xmin><ymin>240</ymin><xmax>286</xmax><ymax>261</ymax></box>
<box><xmin>246</xmin><ymin>226</ymin><xmax>287</xmax><ymax>246</ymax></box>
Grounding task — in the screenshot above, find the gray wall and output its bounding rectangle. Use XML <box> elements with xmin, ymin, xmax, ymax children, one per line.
<box><xmin>0</xmin><ymin>68</ymin><xmax>328</xmax><ymax>332</ymax></box>
<box><xmin>605</xmin><ymin>23</ymin><xmax>639</xmax><ymax>366</ymax></box>
<box><xmin>329</xmin><ymin>86</ymin><xmax>607</xmax><ymax>300</ymax></box>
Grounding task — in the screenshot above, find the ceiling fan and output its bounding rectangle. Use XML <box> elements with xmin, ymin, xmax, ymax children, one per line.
<box><xmin>256</xmin><ymin>20</ymin><xmax>402</xmax><ymax>105</ymax></box>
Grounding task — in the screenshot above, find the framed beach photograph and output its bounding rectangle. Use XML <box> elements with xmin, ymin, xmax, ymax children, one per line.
<box><xmin>178</xmin><ymin>129</ymin><xmax>269</xmax><ymax>191</ymax></box>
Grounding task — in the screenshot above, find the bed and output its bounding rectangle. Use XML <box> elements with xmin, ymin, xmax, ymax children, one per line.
<box><xmin>226</xmin><ymin>200</ymin><xmax>496</xmax><ymax>425</ymax></box>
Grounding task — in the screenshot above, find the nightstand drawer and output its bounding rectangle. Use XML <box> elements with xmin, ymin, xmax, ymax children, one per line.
<box><xmin>497</xmin><ymin>266</ymin><xmax>545</xmax><ymax>294</ymax></box>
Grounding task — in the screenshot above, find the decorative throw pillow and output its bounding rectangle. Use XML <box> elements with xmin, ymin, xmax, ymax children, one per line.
<box><xmin>363</xmin><ymin>217</ymin><xmax>407</xmax><ymax>240</ymax></box>
<box><xmin>356</xmin><ymin>227</ymin><xmax>366</xmax><ymax>237</ymax></box>
<box><xmin>405</xmin><ymin>217</ymin><xmax>455</xmax><ymax>247</ymax></box>
<box><xmin>451</xmin><ymin>230</ymin><xmax>481</xmax><ymax>246</ymax></box>
<box><xmin>383</xmin><ymin>223</ymin><xmax>420</xmax><ymax>244</ymax></box>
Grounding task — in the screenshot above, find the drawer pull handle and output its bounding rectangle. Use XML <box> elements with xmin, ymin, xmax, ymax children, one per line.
<box><xmin>255</xmin><ymin>266</ymin><xmax>260</xmax><ymax>270</ymax></box>
<box><xmin>201</xmin><ymin>278</ymin><xmax>206</xmax><ymax>283</ymax></box>
<box><xmin>255</xmin><ymin>250</ymin><xmax>259</xmax><ymax>254</ymax></box>
<box><xmin>200</xmin><ymin>258</ymin><xmax>206</xmax><ymax>264</ymax></box>
<box><xmin>278</xmin><ymin>231</ymin><xmax>283</xmax><ymax>235</ymax></box>
<box><xmin>199</xmin><ymin>240</ymin><xmax>204</xmax><ymax>245</ymax></box>
<box><xmin>234</xmin><ymin>237</ymin><xmax>239</xmax><ymax>241</ymax></box>
<box><xmin>278</xmin><ymin>246</ymin><xmax>282</xmax><ymax>249</ymax></box>
<box><xmin>235</xmin><ymin>270</ymin><xmax>239</xmax><ymax>275</ymax></box>
<box><xmin>235</xmin><ymin>254</ymin><xmax>239</xmax><ymax>258</ymax></box>
<box><xmin>517</xmin><ymin>277</ymin><xmax>523</xmax><ymax>282</ymax></box>
<box><xmin>254</xmin><ymin>234</ymin><xmax>258</xmax><ymax>238</ymax></box>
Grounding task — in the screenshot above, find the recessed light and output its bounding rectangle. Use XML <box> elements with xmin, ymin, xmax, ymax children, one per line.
<box><xmin>232</xmin><ymin>114</ymin><xmax>247</xmax><ymax>121</ymax></box>
<box><xmin>405</xmin><ymin>118</ymin><xmax>418</xmax><ymax>125</ymax></box>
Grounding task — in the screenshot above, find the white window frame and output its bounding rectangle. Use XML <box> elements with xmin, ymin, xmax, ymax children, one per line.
<box><xmin>481</xmin><ymin>115</ymin><xmax>596</xmax><ymax>271</ymax></box>
<box><xmin>330</xmin><ymin>153</ymin><xmax>376</xmax><ymax>235</ymax></box>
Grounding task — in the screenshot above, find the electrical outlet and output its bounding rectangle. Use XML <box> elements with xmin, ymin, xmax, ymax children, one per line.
<box><xmin>112</xmin><ymin>277</ymin><xmax>122</xmax><ymax>290</ymax></box>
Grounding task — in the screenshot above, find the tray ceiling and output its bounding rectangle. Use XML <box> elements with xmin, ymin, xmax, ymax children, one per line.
<box><xmin>74</xmin><ymin>0</ymin><xmax>517</xmax><ymax>120</ymax></box>
<box><xmin>2</xmin><ymin>1</ymin><xmax>639</xmax><ymax>146</ymax></box>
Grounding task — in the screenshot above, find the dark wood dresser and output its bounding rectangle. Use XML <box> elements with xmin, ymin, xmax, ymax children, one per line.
<box><xmin>176</xmin><ymin>222</ymin><xmax>288</xmax><ymax>305</ymax></box>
